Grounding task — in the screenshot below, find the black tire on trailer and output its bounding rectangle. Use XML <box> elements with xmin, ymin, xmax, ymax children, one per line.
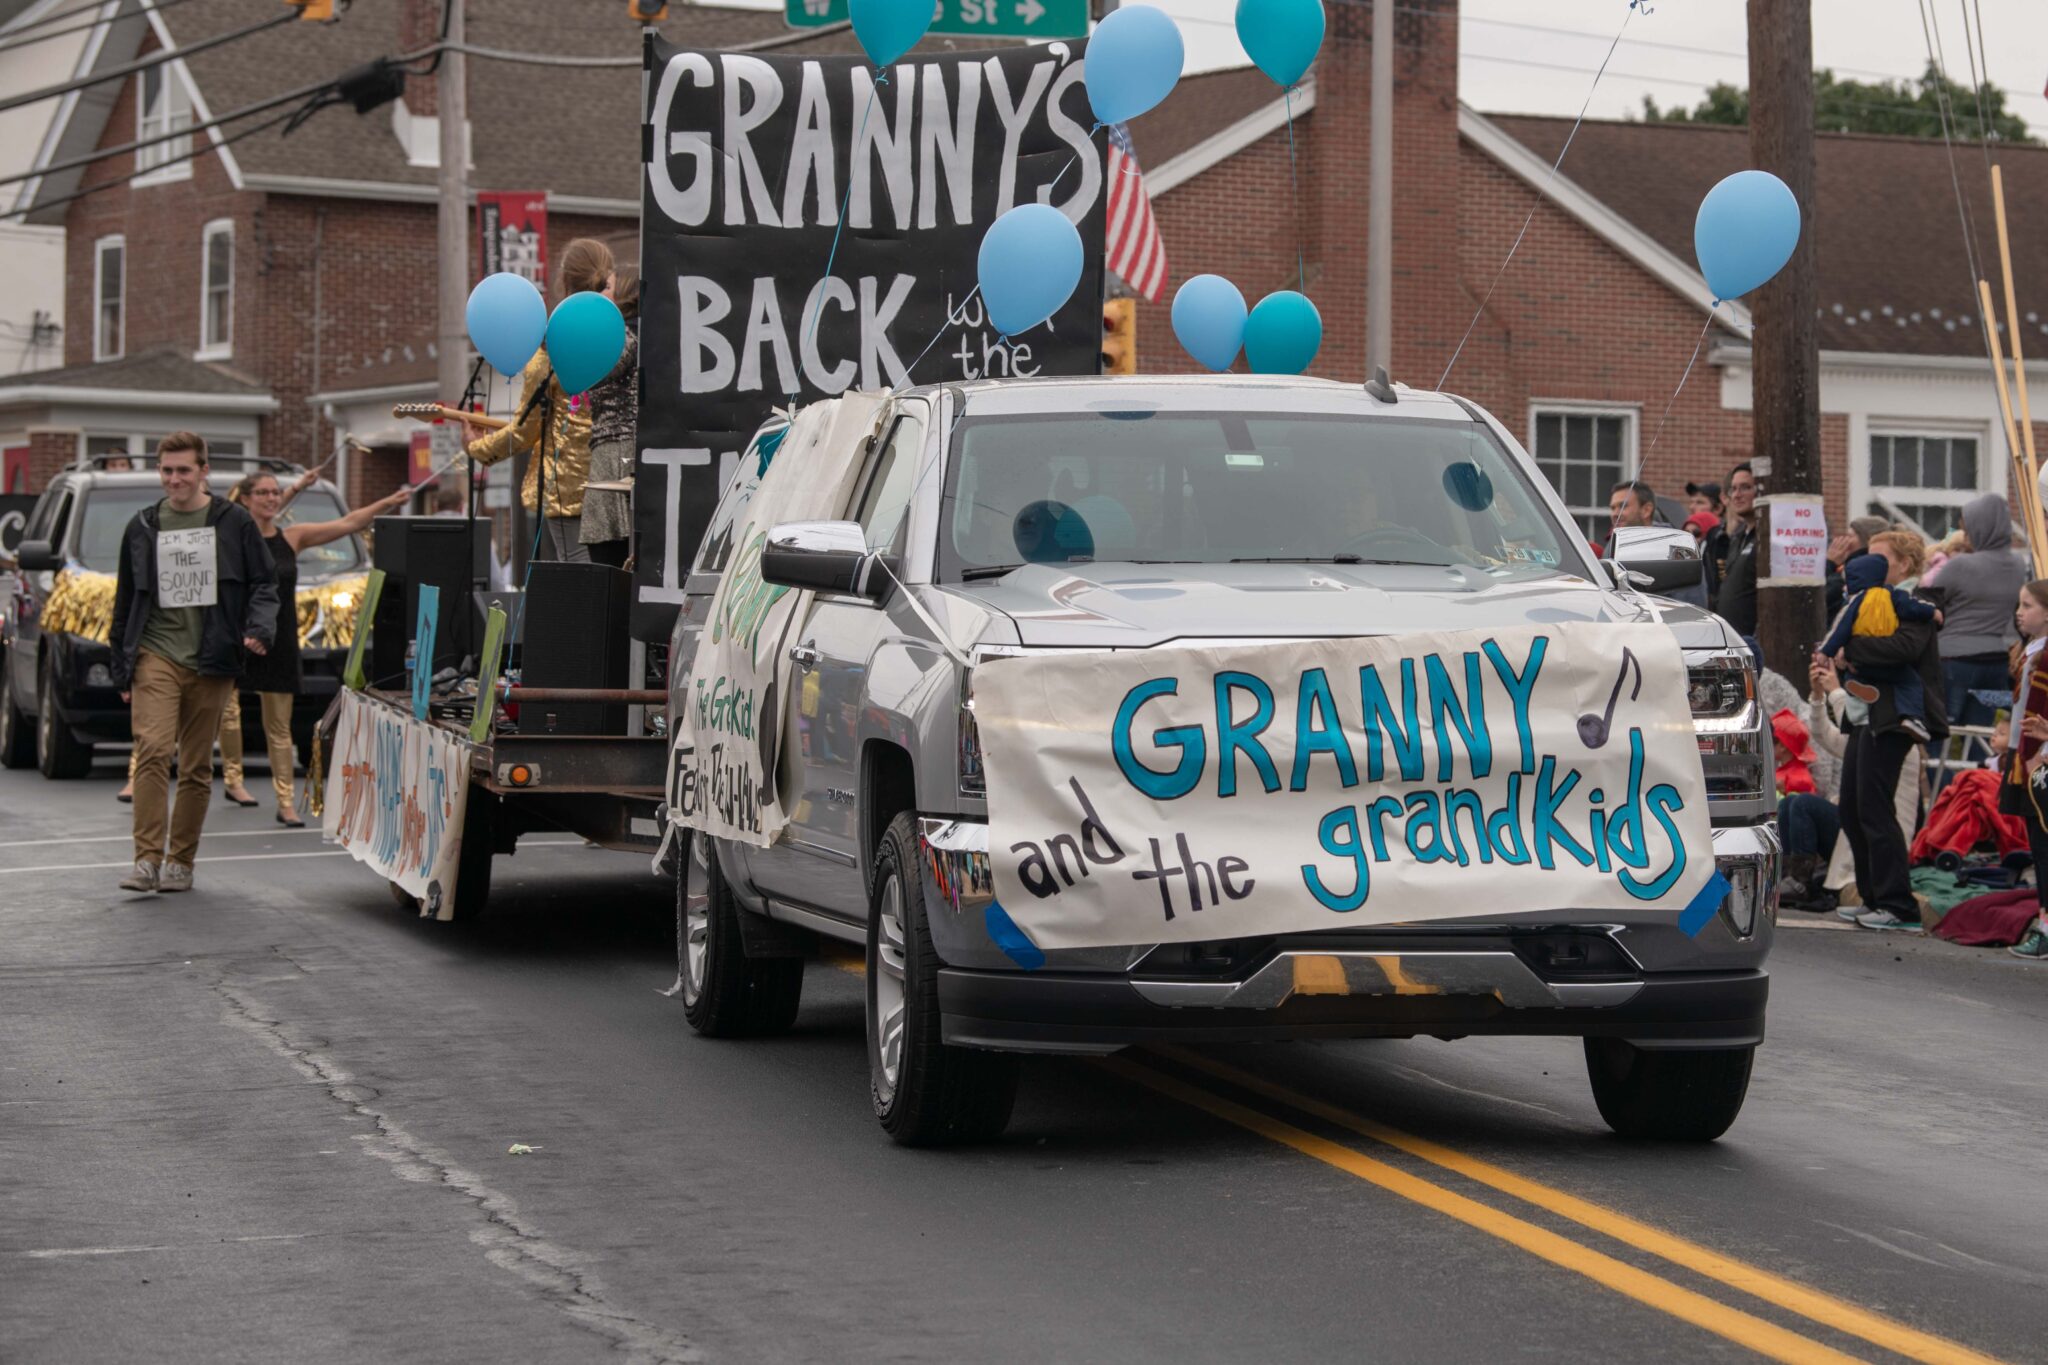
<box><xmin>1583</xmin><ymin>1038</ymin><xmax>1754</xmax><ymax>1142</ymax></box>
<box><xmin>679</xmin><ymin>833</ymin><xmax>803</xmax><ymax>1037</ymax></box>
<box><xmin>0</xmin><ymin>659</ymin><xmax>35</xmax><ymax>769</ymax></box>
<box><xmin>866</xmin><ymin>811</ymin><xmax>1018</xmax><ymax>1146</ymax></box>
<box><xmin>439</xmin><ymin>786</ymin><xmax>497</xmax><ymax>923</ymax></box>
<box><xmin>36</xmin><ymin>654</ymin><xmax>92</xmax><ymax>779</ymax></box>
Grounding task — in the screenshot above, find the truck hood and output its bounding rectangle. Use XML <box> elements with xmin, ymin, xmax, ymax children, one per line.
<box><xmin>949</xmin><ymin>561</ymin><xmax>1736</xmax><ymax>654</ymax></box>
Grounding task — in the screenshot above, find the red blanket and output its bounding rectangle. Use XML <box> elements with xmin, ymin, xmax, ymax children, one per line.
<box><xmin>1909</xmin><ymin>769</ymin><xmax>2029</xmax><ymax>864</ymax></box>
<box><xmin>1930</xmin><ymin>887</ymin><xmax>2040</xmax><ymax>946</ymax></box>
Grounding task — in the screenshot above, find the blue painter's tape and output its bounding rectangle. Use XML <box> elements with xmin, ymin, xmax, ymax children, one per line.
<box><xmin>984</xmin><ymin>901</ymin><xmax>1046</xmax><ymax>970</ymax></box>
<box><xmin>1677</xmin><ymin>869</ymin><xmax>1733</xmax><ymax>938</ymax></box>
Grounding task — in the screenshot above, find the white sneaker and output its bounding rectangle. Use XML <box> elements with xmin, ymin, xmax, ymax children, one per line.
<box><xmin>118</xmin><ymin>859</ymin><xmax>160</xmax><ymax>893</ymax></box>
<box><xmin>157</xmin><ymin>862</ymin><xmax>194</xmax><ymax>893</ymax></box>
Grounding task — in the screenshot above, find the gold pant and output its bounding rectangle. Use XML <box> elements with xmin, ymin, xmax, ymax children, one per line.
<box><xmin>220</xmin><ymin>689</ymin><xmax>297</xmax><ymax>813</ymax></box>
<box><xmin>130</xmin><ymin>650</ymin><xmax>234</xmax><ymax>868</ymax></box>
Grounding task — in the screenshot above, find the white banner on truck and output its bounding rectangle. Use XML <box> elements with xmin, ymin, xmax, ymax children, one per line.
<box><xmin>322</xmin><ymin>689</ymin><xmax>472</xmax><ymax>920</ymax></box>
<box><xmin>675</xmin><ymin>393</ymin><xmax>891</xmax><ymax>848</ymax></box>
<box><xmin>974</xmin><ymin>623</ymin><xmax>1717</xmax><ymax>953</ymax></box>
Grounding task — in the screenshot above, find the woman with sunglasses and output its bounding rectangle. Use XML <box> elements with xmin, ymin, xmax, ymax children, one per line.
<box><xmin>218</xmin><ymin>470</ymin><xmax>408</xmax><ymax>822</ymax></box>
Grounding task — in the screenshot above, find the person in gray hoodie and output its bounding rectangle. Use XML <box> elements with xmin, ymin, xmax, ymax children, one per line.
<box><xmin>1938</xmin><ymin>493</ymin><xmax>2030</xmax><ymax>729</ymax></box>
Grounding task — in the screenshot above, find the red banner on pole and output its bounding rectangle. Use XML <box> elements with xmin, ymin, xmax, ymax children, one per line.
<box><xmin>477</xmin><ymin>191</ymin><xmax>549</xmax><ymax>294</ymax></box>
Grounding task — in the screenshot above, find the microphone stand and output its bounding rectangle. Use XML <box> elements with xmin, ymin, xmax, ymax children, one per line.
<box><xmin>455</xmin><ymin>355</ymin><xmax>486</xmax><ymax>667</ymax></box>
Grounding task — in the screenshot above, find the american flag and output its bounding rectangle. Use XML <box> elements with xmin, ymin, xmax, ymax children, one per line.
<box><xmin>1106</xmin><ymin>125</ymin><xmax>1168</xmax><ymax>303</ymax></box>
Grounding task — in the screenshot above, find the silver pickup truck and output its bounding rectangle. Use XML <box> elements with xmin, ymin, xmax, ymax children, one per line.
<box><xmin>665</xmin><ymin>376</ymin><xmax>1775</xmax><ymax>1146</ymax></box>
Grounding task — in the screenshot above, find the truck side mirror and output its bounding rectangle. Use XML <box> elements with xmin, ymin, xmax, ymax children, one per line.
<box><xmin>760</xmin><ymin>520</ymin><xmax>887</xmax><ymax>600</ymax></box>
<box><xmin>1609</xmin><ymin>525</ymin><xmax>1704</xmax><ymax>594</ymax></box>
<box><xmin>13</xmin><ymin>539</ymin><xmax>60</xmax><ymax>573</ymax></box>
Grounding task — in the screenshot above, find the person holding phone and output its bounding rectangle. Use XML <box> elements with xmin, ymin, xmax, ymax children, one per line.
<box><xmin>1995</xmin><ymin>580</ymin><xmax>2048</xmax><ymax>960</ymax></box>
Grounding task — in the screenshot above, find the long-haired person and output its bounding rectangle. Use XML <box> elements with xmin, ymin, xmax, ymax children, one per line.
<box><xmin>462</xmin><ymin>238</ymin><xmax>613</xmax><ymax>562</ymax></box>
<box><xmin>1997</xmin><ymin>580</ymin><xmax>2048</xmax><ymax>961</ymax></box>
<box><xmin>219</xmin><ymin>469</ymin><xmax>408</xmax><ymax>824</ymax></box>
<box><xmin>580</xmin><ymin>265</ymin><xmax>638</xmax><ymax>569</ymax></box>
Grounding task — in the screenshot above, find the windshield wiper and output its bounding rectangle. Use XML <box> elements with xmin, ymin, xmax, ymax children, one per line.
<box><xmin>1229</xmin><ymin>554</ymin><xmax>1370</xmax><ymax>565</ymax></box>
<box><xmin>958</xmin><ymin>564</ymin><xmax>1023</xmax><ymax>580</ymax></box>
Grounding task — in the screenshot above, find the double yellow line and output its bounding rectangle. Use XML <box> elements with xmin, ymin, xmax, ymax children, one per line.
<box><xmin>1106</xmin><ymin>1049</ymin><xmax>2003</xmax><ymax>1365</ymax></box>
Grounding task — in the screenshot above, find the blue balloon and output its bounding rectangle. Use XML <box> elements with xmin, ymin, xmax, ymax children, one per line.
<box><xmin>1243</xmin><ymin>290</ymin><xmax>1321</xmax><ymax>374</ymax></box>
<box><xmin>1085</xmin><ymin>5</ymin><xmax>1185</xmax><ymax>126</ymax></box>
<box><xmin>1172</xmin><ymin>275</ymin><xmax>1247</xmax><ymax>372</ymax></box>
<box><xmin>978</xmin><ymin>204</ymin><xmax>1084</xmax><ymax>336</ymax></box>
<box><xmin>465</xmin><ymin>272</ymin><xmax>546</xmax><ymax>377</ymax></box>
<box><xmin>1236</xmin><ymin>0</ymin><xmax>1323</xmax><ymax>88</ymax></box>
<box><xmin>1693</xmin><ymin>169</ymin><xmax>1801</xmax><ymax>302</ymax></box>
<box><xmin>849</xmin><ymin>0</ymin><xmax>932</xmax><ymax>69</ymax></box>
<box><xmin>545</xmin><ymin>292</ymin><xmax>627</xmax><ymax>396</ymax></box>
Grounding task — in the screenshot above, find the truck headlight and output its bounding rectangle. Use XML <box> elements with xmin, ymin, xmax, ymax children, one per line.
<box><xmin>959</xmin><ymin>646</ymin><xmax>1025</xmax><ymax>798</ymax></box>
<box><xmin>86</xmin><ymin>662</ymin><xmax>113</xmax><ymax>688</ymax></box>
<box><xmin>1687</xmin><ymin>656</ymin><xmax>1754</xmax><ymax>725</ymax></box>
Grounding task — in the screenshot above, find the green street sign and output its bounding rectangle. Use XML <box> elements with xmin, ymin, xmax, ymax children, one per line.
<box><xmin>786</xmin><ymin>0</ymin><xmax>1088</xmax><ymax>41</ymax></box>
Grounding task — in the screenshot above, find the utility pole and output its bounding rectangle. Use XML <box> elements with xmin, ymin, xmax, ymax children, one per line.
<box><xmin>1365</xmin><ymin>0</ymin><xmax>1392</xmax><ymax>380</ymax></box>
<box><xmin>1748</xmin><ymin>0</ymin><xmax>1821</xmax><ymax>677</ymax></box>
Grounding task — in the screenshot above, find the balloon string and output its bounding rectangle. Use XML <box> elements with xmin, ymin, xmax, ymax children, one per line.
<box><xmin>1284</xmin><ymin>87</ymin><xmax>1303</xmax><ymax>295</ymax></box>
<box><xmin>1645</xmin><ymin>303</ymin><xmax>1718</xmax><ymax>459</ymax></box>
<box><xmin>902</xmin><ymin>284</ymin><xmax>986</xmax><ymax>383</ymax></box>
<box><xmin>793</xmin><ymin>79</ymin><xmax>880</xmax><ymax>411</ymax></box>
<box><xmin>1436</xmin><ymin>0</ymin><xmax>1641</xmax><ymax>391</ymax></box>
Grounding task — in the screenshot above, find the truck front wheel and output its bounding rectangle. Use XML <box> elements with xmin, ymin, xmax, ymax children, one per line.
<box><xmin>679</xmin><ymin>834</ymin><xmax>802</xmax><ymax>1038</ymax></box>
<box><xmin>1584</xmin><ymin>1038</ymin><xmax>1754</xmax><ymax>1142</ymax></box>
<box><xmin>867</xmin><ymin>812</ymin><xmax>1018</xmax><ymax>1146</ymax></box>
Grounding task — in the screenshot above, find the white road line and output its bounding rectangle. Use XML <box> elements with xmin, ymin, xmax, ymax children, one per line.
<box><xmin>21</xmin><ymin>1234</ymin><xmax>313</xmax><ymax>1259</ymax></box>
<box><xmin>0</xmin><ymin>828</ymin><xmax>327</xmax><ymax>850</ymax></box>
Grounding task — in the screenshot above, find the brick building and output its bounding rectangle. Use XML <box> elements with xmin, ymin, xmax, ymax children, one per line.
<box><xmin>4</xmin><ymin>0</ymin><xmax>2045</xmax><ymax>548</ymax></box>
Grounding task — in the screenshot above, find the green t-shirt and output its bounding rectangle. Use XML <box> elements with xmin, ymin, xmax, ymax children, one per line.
<box><xmin>138</xmin><ymin>500</ymin><xmax>214</xmax><ymax>672</ymax></box>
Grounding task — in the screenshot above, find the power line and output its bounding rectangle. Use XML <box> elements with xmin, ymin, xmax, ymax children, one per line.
<box><xmin>0</xmin><ymin>0</ymin><xmax>215</xmax><ymax>57</ymax></box>
<box><xmin>4</xmin><ymin>101</ymin><xmax>301</xmax><ymax>221</ymax></box>
<box><xmin>443</xmin><ymin>21</ymin><xmax>852</xmax><ymax>68</ymax></box>
<box><xmin>0</xmin><ymin>6</ymin><xmax>296</xmax><ymax>116</ymax></box>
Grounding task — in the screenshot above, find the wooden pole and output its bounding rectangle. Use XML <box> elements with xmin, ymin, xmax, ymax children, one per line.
<box><xmin>1992</xmin><ymin>166</ymin><xmax>2045</xmax><ymax>569</ymax></box>
<box><xmin>1979</xmin><ymin>280</ymin><xmax>2046</xmax><ymax>570</ymax></box>
<box><xmin>1748</xmin><ymin>0</ymin><xmax>1823</xmax><ymax>676</ymax></box>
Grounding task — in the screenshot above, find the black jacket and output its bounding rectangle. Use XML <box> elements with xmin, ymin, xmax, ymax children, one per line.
<box><xmin>1715</xmin><ymin>519</ymin><xmax>1757</xmax><ymax>635</ymax></box>
<box><xmin>1844</xmin><ymin>606</ymin><xmax>1950</xmax><ymax>744</ymax></box>
<box><xmin>108</xmin><ymin>495</ymin><xmax>279</xmax><ymax>688</ymax></box>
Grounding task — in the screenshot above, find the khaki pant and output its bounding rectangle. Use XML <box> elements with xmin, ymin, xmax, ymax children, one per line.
<box><xmin>131</xmin><ymin>650</ymin><xmax>234</xmax><ymax>868</ymax></box>
<box><xmin>220</xmin><ymin>690</ymin><xmax>296</xmax><ymax>812</ymax></box>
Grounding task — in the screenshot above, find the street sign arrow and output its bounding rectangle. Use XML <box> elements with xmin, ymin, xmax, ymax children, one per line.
<box><xmin>1016</xmin><ymin>0</ymin><xmax>1045</xmax><ymax>23</ymax></box>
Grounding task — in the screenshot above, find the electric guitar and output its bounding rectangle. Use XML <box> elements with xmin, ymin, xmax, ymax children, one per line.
<box><xmin>390</xmin><ymin>403</ymin><xmax>510</xmax><ymax>431</ymax></box>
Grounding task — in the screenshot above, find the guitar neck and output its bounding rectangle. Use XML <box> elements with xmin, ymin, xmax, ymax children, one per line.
<box><xmin>391</xmin><ymin>403</ymin><xmax>510</xmax><ymax>431</ymax></box>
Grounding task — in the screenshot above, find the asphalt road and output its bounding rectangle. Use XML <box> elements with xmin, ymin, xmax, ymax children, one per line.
<box><xmin>4</xmin><ymin>759</ymin><xmax>2045</xmax><ymax>1365</ymax></box>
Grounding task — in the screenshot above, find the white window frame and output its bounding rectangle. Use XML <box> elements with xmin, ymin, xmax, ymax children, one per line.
<box><xmin>93</xmin><ymin>234</ymin><xmax>125</xmax><ymax>362</ymax></box>
<box><xmin>197</xmin><ymin>218</ymin><xmax>233</xmax><ymax>359</ymax></box>
<box><xmin>1527</xmin><ymin>400</ymin><xmax>1640</xmax><ymax>540</ymax></box>
<box><xmin>133</xmin><ymin>60</ymin><xmax>195</xmax><ymax>186</ymax></box>
<box><xmin>1864</xmin><ymin>423</ymin><xmax>1993</xmax><ymax>540</ymax></box>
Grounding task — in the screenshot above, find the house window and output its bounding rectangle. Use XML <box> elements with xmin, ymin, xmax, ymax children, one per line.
<box><xmin>1531</xmin><ymin>406</ymin><xmax>1634</xmax><ymax>541</ymax></box>
<box><xmin>1867</xmin><ymin>432</ymin><xmax>1984</xmax><ymax>539</ymax></box>
<box><xmin>135</xmin><ymin>62</ymin><xmax>194</xmax><ymax>183</ymax></box>
<box><xmin>199</xmin><ymin>220</ymin><xmax>233</xmax><ymax>357</ymax></box>
<box><xmin>93</xmin><ymin>236</ymin><xmax>124</xmax><ymax>361</ymax></box>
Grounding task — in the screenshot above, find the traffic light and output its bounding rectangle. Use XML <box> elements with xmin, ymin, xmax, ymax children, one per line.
<box><xmin>1101</xmin><ymin>296</ymin><xmax>1136</xmax><ymax>375</ymax></box>
<box><xmin>627</xmin><ymin>0</ymin><xmax>671</xmax><ymax>20</ymax></box>
<box><xmin>287</xmin><ymin>0</ymin><xmax>336</xmax><ymax>20</ymax></box>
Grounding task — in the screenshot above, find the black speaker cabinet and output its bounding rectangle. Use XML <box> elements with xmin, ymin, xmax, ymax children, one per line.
<box><xmin>473</xmin><ymin>588</ymin><xmax>524</xmax><ymax>670</ymax></box>
<box><xmin>370</xmin><ymin>516</ymin><xmax>480</xmax><ymax>684</ymax></box>
<box><xmin>517</xmin><ymin>562</ymin><xmax>631</xmax><ymax>735</ymax></box>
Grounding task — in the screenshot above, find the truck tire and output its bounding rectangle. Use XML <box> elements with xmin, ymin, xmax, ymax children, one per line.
<box><xmin>0</xmin><ymin>661</ymin><xmax>34</xmax><ymax>769</ymax></box>
<box><xmin>867</xmin><ymin>811</ymin><xmax>1018</xmax><ymax>1146</ymax></box>
<box><xmin>36</xmin><ymin>655</ymin><xmax>92</xmax><ymax>779</ymax></box>
<box><xmin>1583</xmin><ymin>1038</ymin><xmax>1753</xmax><ymax>1142</ymax></box>
<box><xmin>680</xmin><ymin>834</ymin><xmax>803</xmax><ymax>1037</ymax></box>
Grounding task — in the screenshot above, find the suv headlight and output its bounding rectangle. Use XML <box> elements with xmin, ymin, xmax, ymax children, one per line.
<box><xmin>1688</xmin><ymin>653</ymin><xmax>1756</xmax><ymax>732</ymax></box>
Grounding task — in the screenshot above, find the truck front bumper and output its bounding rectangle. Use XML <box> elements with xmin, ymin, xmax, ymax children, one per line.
<box><xmin>918</xmin><ymin>817</ymin><xmax>1776</xmax><ymax>1054</ymax></box>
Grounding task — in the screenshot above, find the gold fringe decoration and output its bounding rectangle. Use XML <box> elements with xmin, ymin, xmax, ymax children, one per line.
<box><xmin>38</xmin><ymin>568</ymin><xmax>370</xmax><ymax>649</ymax></box>
<box><xmin>306</xmin><ymin>726</ymin><xmax>325</xmax><ymax>820</ymax></box>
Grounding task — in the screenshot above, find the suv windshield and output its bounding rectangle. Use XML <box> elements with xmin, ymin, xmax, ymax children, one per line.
<box><xmin>73</xmin><ymin>487</ymin><xmax>364</xmax><ymax>575</ymax></box>
<box><xmin>939</xmin><ymin>411</ymin><xmax>1580</xmax><ymax>580</ymax></box>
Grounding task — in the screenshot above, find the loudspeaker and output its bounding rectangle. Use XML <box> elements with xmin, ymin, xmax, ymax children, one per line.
<box><xmin>370</xmin><ymin>516</ymin><xmax>482</xmax><ymax>684</ymax></box>
<box><xmin>473</xmin><ymin>588</ymin><xmax>524</xmax><ymax>670</ymax></box>
<box><xmin>517</xmin><ymin>562</ymin><xmax>631</xmax><ymax>735</ymax></box>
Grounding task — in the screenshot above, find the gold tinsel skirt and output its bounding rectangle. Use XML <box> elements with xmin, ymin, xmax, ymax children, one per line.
<box><xmin>39</xmin><ymin>568</ymin><xmax>370</xmax><ymax>649</ymax></box>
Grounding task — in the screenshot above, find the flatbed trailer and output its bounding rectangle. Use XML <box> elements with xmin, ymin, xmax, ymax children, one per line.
<box><xmin>317</xmin><ymin>685</ymin><xmax>668</xmax><ymax>921</ymax></box>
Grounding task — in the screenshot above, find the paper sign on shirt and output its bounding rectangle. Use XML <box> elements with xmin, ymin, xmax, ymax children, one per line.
<box><xmin>1764</xmin><ymin>495</ymin><xmax>1827</xmax><ymax>584</ymax></box>
<box><xmin>157</xmin><ymin>527</ymin><xmax>218</xmax><ymax>607</ymax></box>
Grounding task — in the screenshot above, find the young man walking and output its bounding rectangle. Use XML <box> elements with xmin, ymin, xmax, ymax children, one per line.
<box><xmin>109</xmin><ymin>433</ymin><xmax>278</xmax><ymax>893</ymax></box>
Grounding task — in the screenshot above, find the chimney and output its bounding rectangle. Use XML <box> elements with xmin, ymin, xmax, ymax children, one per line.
<box><xmin>1306</xmin><ymin>0</ymin><xmax>1463</xmax><ymax>385</ymax></box>
<box><xmin>401</xmin><ymin>0</ymin><xmax>444</xmax><ymax>116</ymax></box>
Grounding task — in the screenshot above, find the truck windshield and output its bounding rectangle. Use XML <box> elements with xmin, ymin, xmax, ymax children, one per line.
<box><xmin>939</xmin><ymin>411</ymin><xmax>1580</xmax><ymax>580</ymax></box>
<box><xmin>73</xmin><ymin>488</ymin><xmax>364</xmax><ymax>575</ymax></box>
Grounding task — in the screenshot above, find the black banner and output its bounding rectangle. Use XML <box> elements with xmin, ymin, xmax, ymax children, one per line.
<box><xmin>632</xmin><ymin>34</ymin><xmax>1107</xmax><ymax>638</ymax></box>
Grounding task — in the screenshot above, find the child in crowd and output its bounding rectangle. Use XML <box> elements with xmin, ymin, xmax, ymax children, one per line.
<box><xmin>1998</xmin><ymin>579</ymin><xmax>2048</xmax><ymax>960</ymax></box>
<box><xmin>1819</xmin><ymin>552</ymin><xmax>1942</xmax><ymax>741</ymax></box>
